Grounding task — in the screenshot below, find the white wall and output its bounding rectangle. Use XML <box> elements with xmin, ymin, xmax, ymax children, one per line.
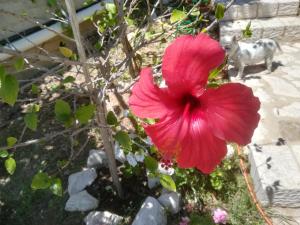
<box><xmin>0</xmin><ymin>0</ymin><xmax>87</xmax><ymax>40</ymax></box>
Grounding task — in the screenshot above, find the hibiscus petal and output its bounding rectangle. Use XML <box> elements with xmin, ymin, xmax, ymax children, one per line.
<box><xmin>162</xmin><ymin>33</ymin><xmax>225</xmax><ymax>96</ymax></box>
<box><xmin>129</xmin><ymin>68</ymin><xmax>172</xmax><ymax>119</ymax></box>
<box><xmin>201</xmin><ymin>83</ymin><xmax>260</xmax><ymax>145</ymax></box>
<box><xmin>177</xmin><ymin>114</ymin><xmax>227</xmax><ymax>174</ymax></box>
<box><xmin>144</xmin><ymin>111</ymin><xmax>189</xmax><ymax>158</ymax></box>
<box><xmin>145</xmin><ymin>110</ymin><xmax>227</xmax><ymax>174</ymax></box>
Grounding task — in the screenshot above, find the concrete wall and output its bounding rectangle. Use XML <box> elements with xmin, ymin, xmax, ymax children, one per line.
<box><xmin>0</xmin><ymin>0</ymin><xmax>87</xmax><ymax>40</ymax></box>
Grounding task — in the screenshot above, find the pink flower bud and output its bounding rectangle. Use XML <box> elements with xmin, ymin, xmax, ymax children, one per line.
<box><xmin>213</xmin><ymin>208</ymin><xmax>228</xmax><ymax>224</ymax></box>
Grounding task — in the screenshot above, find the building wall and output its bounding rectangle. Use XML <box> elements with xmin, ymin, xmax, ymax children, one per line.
<box><xmin>0</xmin><ymin>0</ymin><xmax>87</xmax><ymax>40</ymax></box>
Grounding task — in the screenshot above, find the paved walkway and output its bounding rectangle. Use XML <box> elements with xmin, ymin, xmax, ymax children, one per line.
<box><xmin>229</xmin><ymin>42</ymin><xmax>300</xmax><ymax>224</ymax></box>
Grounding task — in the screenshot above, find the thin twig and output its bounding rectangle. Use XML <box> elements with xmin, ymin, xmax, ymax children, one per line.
<box><xmin>205</xmin><ymin>0</ymin><xmax>235</xmax><ymax>32</ymax></box>
<box><xmin>0</xmin><ymin>46</ymin><xmax>91</xmax><ymax>66</ymax></box>
<box><xmin>0</xmin><ymin>126</ymin><xmax>92</xmax><ymax>151</ymax></box>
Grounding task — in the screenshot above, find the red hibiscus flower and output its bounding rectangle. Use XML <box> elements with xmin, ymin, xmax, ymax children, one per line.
<box><xmin>129</xmin><ymin>34</ymin><xmax>260</xmax><ymax>174</ymax></box>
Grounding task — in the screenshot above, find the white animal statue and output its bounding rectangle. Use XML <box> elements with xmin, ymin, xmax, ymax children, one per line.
<box><xmin>225</xmin><ymin>36</ymin><xmax>282</xmax><ymax>79</ymax></box>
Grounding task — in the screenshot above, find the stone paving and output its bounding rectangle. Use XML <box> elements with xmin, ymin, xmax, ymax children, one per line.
<box><xmin>229</xmin><ymin>42</ymin><xmax>300</xmax><ymax>224</ymax></box>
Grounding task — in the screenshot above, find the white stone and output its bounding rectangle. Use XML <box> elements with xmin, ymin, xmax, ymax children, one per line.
<box><xmin>84</xmin><ymin>211</ymin><xmax>123</xmax><ymax>225</ymax></box>
<box><xmin>135</xmin><ymin>151</ymin><xmax>145</xmax><ymax>162</ymax></box>
<box><xmin>158</xmin><ymin>192</ymin><xmax>181</xmax><ymax>214</ymax></box>
<box><xmin>257</xmin><ymin>0</ymin><xmax>278</xmax><ymax>18</ymax></box>
<box><xmin>68</xmin><ymin>168</ymin><xmax>97</xmax><ymax>195</ymax></box>
<box><xmin>114</xmin><ymin>143</ymin><xmax>126</xmax><ymax>163</ymax></box>
<box><xmin>147</xmin><ymin>170</ymin><xmax>160</xmax><ymax>189</ymax></box>
<box><xmin>65</xmin><ymin>190</ymin><xmax>99</xmax><ymax>212</ymax></box>
<box><xmin>87</xmin><ymin>149</ymin><xmax>108</xmax><ymax>168</ymax></box>
<box><xmin>132</xmin><ymin>197</ymin><xmax>167</xmax><ymax>225</ymax></box>
<box><xmin>249</xmin><ymin>145</ymin><xmax>300</xmax><ymax>207</ymax></box>
<box><xmin>277</xmin><ymin>0</ymin><xmax>299</xmax><ymax>16</ymax></box>
<box><xmin>126</xmin><ymin>152</ymin><xmax>137</xmax><ymax>167</ymax></box>
<box><xmin>276</xmin><ymin>102</ymin><xmax>300</xmax><ymax>118</ymax></box>
<box><xmin>263</xmin><ymin>76</ymin><xmax>300</xmax><ymax>98</ymax></box>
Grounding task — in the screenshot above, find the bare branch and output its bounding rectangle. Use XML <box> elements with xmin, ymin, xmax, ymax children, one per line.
<box><xmin>205</xmin><ymin>0</ymin><xmax>235</xmax><ymax>32</ymax></box>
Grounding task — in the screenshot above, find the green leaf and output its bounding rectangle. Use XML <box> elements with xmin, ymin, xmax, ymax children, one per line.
<box><xmin>106</xmin><ymin>111</ymin><xmax>118</xmax><ymax>125</ymax></box>
<box><xmin>115</xmin><ymin>131</ymin><xmax>132</xmax><ymax>150</ymax></box>
<box><xmin>31</xmin><ymin>84</ymin><xmax>39</xmax><ymax>95</ymax></box>
<box><xmin>30</xmin><ymin>104</ymin><xmax>40</xmax><ymax>113</ymax></box>
<box><xmin>242</xmin><ymin>21</ymin><xmax>252</xmax><ymax>38</ymax></box>
<box><xmin>170</xmin><ymin>9</ymin><xmax>187</xmax><ymax>23</ymax></box>
<box><xmin>105</xmin><ymin>3</ymin><xmax>117</xmax><ymax>14</ymax></box>
<box><xmin>24</xmin><ymin>112</ymin><xmax>38</xmax><ymax>131</ymax></box>
<box><xmin>0</xmin><ymin>65</ymin><xmax>5</xmax><ymax>77</ymax></box>
<box><xmin>215</xmin><ymin>3</ymin><xmax>225</xmax><ymax>20</ymax></box>
<box><xmin>209</xmin><ymin>67</ymin><xmax>221</xmax><ymax>80</ymax></box>
<box><xmin>47</xmin><ymin>0</ymin><xmax>57</xmax><ymax>7</ymax></box>
<box><xmin>75</xmin><ymin>104</ymin><xmax>96</xmax><ymax>124</ymax></box>
<box><xmin>55</xmin><ymin>99</ymin><xmax>72</xmax><ymax>123</ymax></box>
<box><xmin>207</xmin><ymin>82</ymin><xmax>220</xmax><ymax>88</ymax></box>
<box><xmin>5</xmin><ymin>157</ymin><xmax>16</xmax><ymax>175</ymax></box>
<box><xmin>125</xmin><ymin>16</ymin><xmax>135</xmax><ymax>26</ymax></box>
<box><xmin>0</xmin><ymin>74</ymin><xmax>19</xmax><ymax>106</ymax></box>
<box><xmin>58</xmin><ymin>47</ymin><xmax>73</xmax><ymax>58</ymax></box>
<box><xmin>50</xmin><ymin>178</ymin><xmax>63</xmax><ymax>196</ymax></box>
<box><xmin>62</xmin><ymin>76</ymin><xmax>75</xmax><ymax>84</ymax></box>
<box><xmin>31</xmin><ymin>172</ymin><xmax>51</xmax><ymax>190</ymax></box>
<box><xmin>0</xmin><ymin>150</ymin><xmax>9</xmax><ymax>158</ymax></box>
<box><xmin>144</xmin><ymin>156</ymin><xmax>158</xmax><ymax>173</ymax></box>
<box><xmin>7</xmin><ymin>137</ymin><xmax>17</xmax><ymax>147</ymax></box>
<box><xmin>159</xmin><ymin>174</ymin><xmax>176</xmax><ymax>192</ymax></box>
<box><xmin>14</xmin><ymin>58</ymin><xmax>25</xmax><ymax>71</ymax></box>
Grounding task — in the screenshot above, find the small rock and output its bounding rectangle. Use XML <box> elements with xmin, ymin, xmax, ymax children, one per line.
<box><xmin>132</xmin><ymin>197</ymin><xmax>167</xmax><ymax>225</ymax></box>
<box><xmin>65</xmin><ymin>190</ymin><xmax>98</xmax><ymax>212</ymax></box>
<box><xmin>147</xmin><ymin>170</ymin><xmax>160</xmax><ymax>189</ymax></box>
<box><xmin>114</xmin><ymin>143</ymin><xmax>126</xmax><ymax>163</ymax></box>
<box><xmin>158</xmin><ymin>192</ymin><xmax>181</xmax><ymax>214</ymax></box>
<box><xmin>134</xmin><ymin>151</ymin><xmax>145</xmax><ymax>162</ymax></box>
<box><xmin>147</xmin><ymin>176</ymin><xmax>160</xmax><ymax>189</ymax></box>
<box><xmin>87</xmin><ymin>149</ymin><xmax>108</xmax><ymax>168</ymax></box>
<box><xmin>84</xmin><ymin>211</ymin><xmax>123</xmax><ymax>225</ymax></box>
<box><xmin>68</xmin><ymin>168</ymin><xmax>97</xmax><ymax>195</ymax></box>
<box><xmin>126</xmin><ymin>152</ymin><xmax>137</xmax><ymax>167</ymax></box>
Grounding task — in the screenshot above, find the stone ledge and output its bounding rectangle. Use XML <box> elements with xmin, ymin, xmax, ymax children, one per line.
<box><xmin>220</xmin><ymin>17</ymin><xmax>300</xmax><ymax>46</ymax></box>
<box><xmin>249</xmin><ymin>144</ymin><xmax>300</xmax><ymax>207</ymax></box>
<box><xmin>213</xmin><ymin>0</ymin><xmax>300</xmax><ymax>21</ymax></box>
